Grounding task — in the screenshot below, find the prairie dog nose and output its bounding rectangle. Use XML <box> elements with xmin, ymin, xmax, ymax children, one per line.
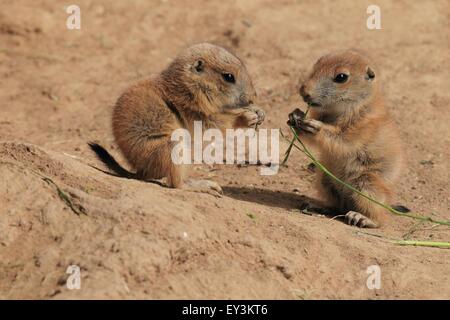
<box><xmin>300</xmin><ymin>84</ymin><xmax>312</xmax><ymax>103</ymax></box>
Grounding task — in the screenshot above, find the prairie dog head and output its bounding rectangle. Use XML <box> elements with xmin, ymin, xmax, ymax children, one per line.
<box><xmin>164</xmin><ymin>43</ymin><xmax>256</xmax><ymax>111</ymax></box>
<box><xmin>300</xmin><ymin>50</ymin><xmax>378</xmax><ymax>114</ymax></box>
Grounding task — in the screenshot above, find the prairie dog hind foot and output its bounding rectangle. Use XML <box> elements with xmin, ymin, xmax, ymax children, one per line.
<box><xmin>300</xmin><ymin>202</ymin><xmax>378</xmax><ymax>228</ymax></box>
<box><xmin>345</xmin><ymin>211</ymin><xmax>378</xmax><ymax>228</ymax></box>
<box><xmin>182</xmin><ymin>179</ymin><xmax>223</xmax><ymax>198</ymax></box>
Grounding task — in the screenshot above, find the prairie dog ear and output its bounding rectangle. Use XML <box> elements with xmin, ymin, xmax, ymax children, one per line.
<box><xmin>366</xmin><ymin>66</ymin><xmax>375</xmax><ymax>81</ymax></box>
<box><xmin>192</xmin><ymin>59</ymin><xmax>205</xmax><ymax>73</ymax></box>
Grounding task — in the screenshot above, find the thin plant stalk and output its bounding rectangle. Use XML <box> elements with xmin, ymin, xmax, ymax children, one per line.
<box><xmin>394</xmin><ymin>240</ymin><xmax>450</xmax><ymax>248</ymax></box>
<box><xmin>356</xmin><ymin>231</ymin><xmax>450</xmax><ymax>249</ymax></box>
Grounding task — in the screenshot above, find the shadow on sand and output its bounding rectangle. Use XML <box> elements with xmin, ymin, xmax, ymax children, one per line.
<box><xmin>222</xmin><ymin>185</ymin><xmax>338</xmax><ymax>218</ymax></box>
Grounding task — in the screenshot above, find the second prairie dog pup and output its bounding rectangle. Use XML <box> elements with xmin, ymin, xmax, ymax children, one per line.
<box><xmin>90</xmin><ymin>43</ymin><xmax>265</xmax><ymax>196</ymax></box>
<box><xmin>289</xmin><ymin>50</ymin><xmax>404</xmax><ymax>228</ymax></box>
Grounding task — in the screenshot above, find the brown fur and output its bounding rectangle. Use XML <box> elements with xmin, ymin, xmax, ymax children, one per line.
<box><xmin>292</xmin><ymin>50</ymin><xmax>403</xmax><ymax>226</ymax></box>
<box><xmin>107</xmin><ymin>43</ymin><xmax>264</xmax><ymax>188</ymax></box>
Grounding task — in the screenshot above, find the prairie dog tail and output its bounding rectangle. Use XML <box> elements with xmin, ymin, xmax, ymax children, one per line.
<box><xmin>88</xmin><ymin>142</ymin><xmax>136</xmax><ymax>179</ymax></box>
<box><xmin>390</xmin><ymin>204</ymin><xmax>411</xmax><ymax>213</ymax></box>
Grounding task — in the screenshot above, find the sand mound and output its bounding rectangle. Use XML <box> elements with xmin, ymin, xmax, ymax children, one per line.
<box><xmin>0</xmin><ymin>142</ymin><xmax>448</xmax><ymax>299</ymax></box>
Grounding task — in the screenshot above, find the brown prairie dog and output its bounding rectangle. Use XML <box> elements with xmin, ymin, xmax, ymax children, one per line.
<box><xmin>289</xmin><ymin>49</ymin><xmax>406</xmax><ymax>228</ymax></box>
<box><xmin>89</xmin><ymin>43</ymin><xmax>265</xmax><ymax>196</ymax></box>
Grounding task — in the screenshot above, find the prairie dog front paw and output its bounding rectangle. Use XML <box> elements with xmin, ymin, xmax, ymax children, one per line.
<box><xmin>288</xmin><ymin>108</ymin><xmax>322</xmax><ymax>134</ymax></box>
<box><xmin>237</xmin><ymin>106</ymin><xmax>265</xmax><ymax>128</ymax></box>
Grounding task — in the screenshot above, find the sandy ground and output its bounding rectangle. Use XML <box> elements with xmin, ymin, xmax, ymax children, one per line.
<box><xmin>0</xmin><ymin>0</ymin><xmax>449</xmax><ymax>299</ymax></box>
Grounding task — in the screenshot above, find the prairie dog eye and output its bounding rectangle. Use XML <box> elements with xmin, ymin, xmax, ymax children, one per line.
<box><xmin>222</xmin><ymin>73</ymin><xmax>235</xmax><ymax>83</ymax></box>
<box><xmin>333</xmin><ymin>73</ymin><xmax>348</xmax><ymax>83</ymax></box>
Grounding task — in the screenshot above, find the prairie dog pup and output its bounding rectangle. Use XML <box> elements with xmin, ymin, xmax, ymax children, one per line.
<box><xmin>288</xmin><ymin>50</ymin><xmax>404</xmax><ymax>228</ymax></box>
<box><xmin>90</xmin><ymin>43</ymin><xmax>265</xmax><ymax>196</ymax></box>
